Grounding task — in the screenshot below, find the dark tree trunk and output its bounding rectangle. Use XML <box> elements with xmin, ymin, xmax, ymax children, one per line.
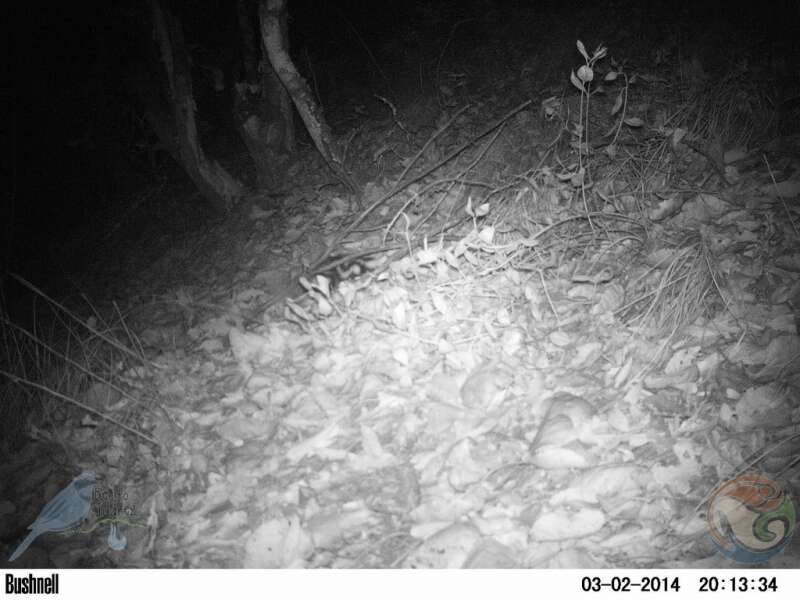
<box><xmin>143</xmin><ymin>0</ymin><xmax>243</xmax><ymax>213</ymax></box>
<box><xmin>258</xmin><ymin>0</ymin><xmax>359</xmax><ymax>193</ymax></box>
<box><xmin>233</xmin><ymin>0</ymin><xmax>295</xmax><ymax>190</ymax></box>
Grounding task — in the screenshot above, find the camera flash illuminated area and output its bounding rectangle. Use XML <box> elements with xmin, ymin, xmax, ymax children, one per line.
<box><xmin>3</xmin><ymin>0</ymin><xmax>799</xmax><ymax>582</ymax></box>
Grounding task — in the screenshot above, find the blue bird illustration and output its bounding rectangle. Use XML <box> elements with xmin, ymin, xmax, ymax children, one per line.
<box><xmin>9</xmin><ymin>471</ymin><xmax>97</xmax><ymax>562</ymax></box>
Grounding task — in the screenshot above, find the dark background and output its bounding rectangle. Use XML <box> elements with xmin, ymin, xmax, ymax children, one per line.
<box><xmin>8</xmin><ymin>0</ymin><xmax>800</xmax><ymax>289</ymax></box>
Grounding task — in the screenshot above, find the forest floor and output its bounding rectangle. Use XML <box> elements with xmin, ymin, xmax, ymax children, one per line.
<box><xmin>3</xmin><ymin>7</ymin><xmax>800</xmax><ymax>568</ymax></box>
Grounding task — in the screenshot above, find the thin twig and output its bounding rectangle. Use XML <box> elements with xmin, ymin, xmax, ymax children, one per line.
<box><xmin>763</xmin><ymin>153</ymin><xmax>799</xmax><ymax>238</ymax></box>
<box><xmin>1</xmin><ymin>315</ymin><xmax>142</xmax><ymax>408</ymax></box>
<box><xmin>0</xmin><ymin>367</ymin><xmax>160</xmax><ymax>446</ymax></box>
<box><xmin>313</xmin><ymin>100</ymin><xmax>532</xmax><ymax>272</ymax></box>
<box><xmin>435</xmin><ymin>19</ymin><xmax>474</xmax><ymax>108</ymax></box>
<box><xmin>335</xmin><ymin>6</ymin><xmax>393</xmax><ymax>98</ymax></box>
<box><xmin>10</xmin><ymin>273</ymin><xmax>148</xmax><ymax>365</ymax></box>
<box><xmin>311</xmin><ymin>104</ymin><xmax>470</xmax><ymax>269</ymax></box>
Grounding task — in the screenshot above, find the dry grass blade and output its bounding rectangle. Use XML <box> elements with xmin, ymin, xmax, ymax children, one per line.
<box><xmin>1</xmin><ymin>273</ymin><xmax>158</xmax><ymax>453</ymax></box>
<box><xmin>1</xmin><ymin>315</ymin><xmax>144</xmax><ymax>409</ymax></box>
<box><xmin>617</xmin><ymin>235</ymin><xmax>717</xmax><ymax>334</ymax></box>
<box><xmin>9</xmin><ymin>273</ymin><xmax>148</xmax><ymax>364</ymax></box>
<box><xmin>0</xmin><ymin>367</ymin><xmax>158</xmax><ymax>446</ymax></box>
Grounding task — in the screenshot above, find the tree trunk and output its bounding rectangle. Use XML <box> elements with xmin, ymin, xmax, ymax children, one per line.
<box><xmin>232</xmin><ymin>0</ymin><xmax>295</xmax><ymax>190</ymax></box>
<box><xmin>258</xmin><ymin>0</ymin><xmax>359</xmax><ymax>192</ymax></box>
<box><xmin>146</xmin><ymin>0</ymin><xmax>242</xmax><ymax>213</ymax></box>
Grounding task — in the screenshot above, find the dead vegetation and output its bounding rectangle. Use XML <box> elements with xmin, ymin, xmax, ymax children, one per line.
<box><xmin>3</xmin><ymin>11</ymin><xmax>800</xmax><ymax>569</ymax></box>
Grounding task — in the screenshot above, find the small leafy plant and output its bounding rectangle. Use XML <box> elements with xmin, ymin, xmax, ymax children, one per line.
<box><xmin>570</xmin><ymin>40</ymin><xmax>608</xmax><ymax>158</ymax></box>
